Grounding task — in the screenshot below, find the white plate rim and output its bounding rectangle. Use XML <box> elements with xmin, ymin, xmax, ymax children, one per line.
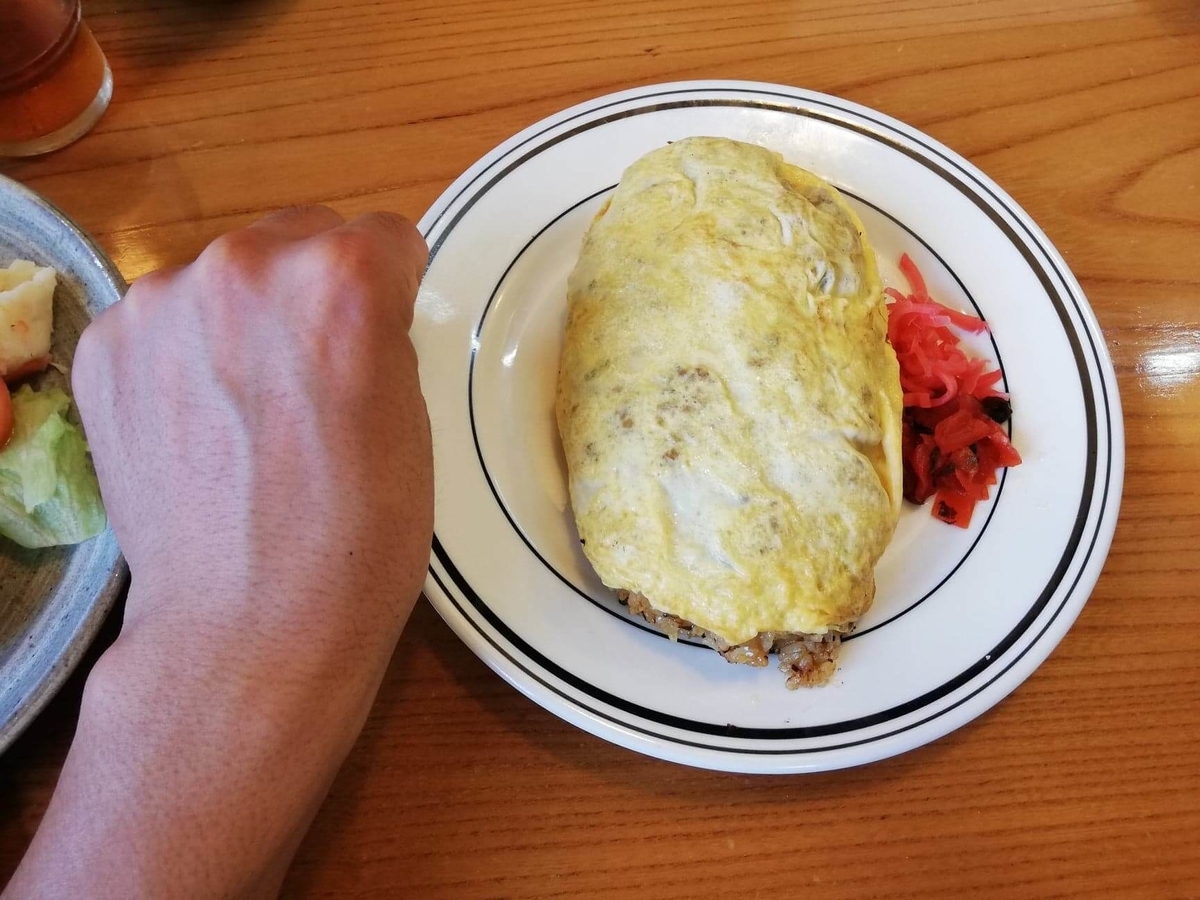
<box><xmin>415</xmin><ymin>80</ymin><xmax>1124</xmax><ymax>773</ymax></box>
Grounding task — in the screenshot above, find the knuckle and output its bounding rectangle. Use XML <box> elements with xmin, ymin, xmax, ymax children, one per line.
<box><xmin>121</xmin><ymin>269</ymin><xmax>170</xmax><ymax>318</ymax></box>
<box><xmin>196</xmin><ymin>228</ymin><xmax>263</xmax><ymax>277</ymax></box>
<box><xmin>314</xmin><ymin>229</ymin><xmax>378</xmax><ymax>281</ymax></box>
<box><xmin>351</xmin><ymin>212</ymin><xmax>428</xmax><ymax>286</ymax></box>
<box><xmin>305</xmin><ymin>235</ymin><xmax>384</xmax><ymax>330</ymax></box>
<box><xmin>191</xmin><ymin>230</ymin><xmax>274</xmax><ymax>312</ymax></box>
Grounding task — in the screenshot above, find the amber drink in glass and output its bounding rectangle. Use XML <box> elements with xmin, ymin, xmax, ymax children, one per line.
<box><xmin>0</xmin><ymin>0</ymin><xmax>112</xmax><ymax>157</ymax></box>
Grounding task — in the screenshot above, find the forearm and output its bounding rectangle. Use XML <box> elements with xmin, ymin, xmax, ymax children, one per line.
<box><xmin>4</xmin><ymin>208</ymin><xmax>433</xmax><ymax>899</ymax></box>
<box><xmin>4</xmin><ymin>575</ymin><xmax>405</xmax><ymax>900</ymax></box>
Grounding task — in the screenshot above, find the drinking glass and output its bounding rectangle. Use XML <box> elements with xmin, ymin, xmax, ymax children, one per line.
<box><xmin>0</xmin><ymin>0</ymin><xmax>112</xmax><ymax>157</ymax></box>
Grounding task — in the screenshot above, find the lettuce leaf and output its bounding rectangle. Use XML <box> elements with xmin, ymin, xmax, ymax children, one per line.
<box><xmin>0</xmin><ymin>385</ymin><xmax>106</xmax><ymax>548</ymax></box>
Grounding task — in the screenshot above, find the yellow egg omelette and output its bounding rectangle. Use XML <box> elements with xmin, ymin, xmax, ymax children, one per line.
<box><xmin>556</xmin><ymin>136</ymin><xmax>904</xmax><ymax>686</ymax></box>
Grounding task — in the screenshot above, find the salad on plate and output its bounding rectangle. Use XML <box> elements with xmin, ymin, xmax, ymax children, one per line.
<box><xmin>0</xmin><ymin>259</ymin><xmax>105</xmax><ymax>549</ymax></box>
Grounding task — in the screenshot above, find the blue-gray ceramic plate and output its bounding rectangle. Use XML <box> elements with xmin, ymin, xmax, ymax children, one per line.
<box><xmin>0</xmin><ymin>173</ymin><xmax>126</xmax><ymax>752</ymax></box>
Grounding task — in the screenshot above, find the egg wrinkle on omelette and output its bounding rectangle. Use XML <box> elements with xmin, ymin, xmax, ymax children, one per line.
<box><xmin>556</xmin><ymin>136</ymin><xmax>903</xmax><ymax>654</ymax></box>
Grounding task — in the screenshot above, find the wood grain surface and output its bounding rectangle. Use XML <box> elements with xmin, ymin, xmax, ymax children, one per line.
<box><xmin>3</xmin><ymin>0</ymin><xmax>1199</xmax><ymax>897</ymax></box>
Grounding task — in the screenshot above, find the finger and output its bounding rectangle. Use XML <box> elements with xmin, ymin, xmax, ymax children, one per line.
<box><xmin>248</xmin><ymin>205</ymin><xmax>346</xmax><ymax>243</ymax></box>
<box><xmin>336</xmin><ymin>211</ymin><xmax>429</xmax><ymax>313</ymax></box>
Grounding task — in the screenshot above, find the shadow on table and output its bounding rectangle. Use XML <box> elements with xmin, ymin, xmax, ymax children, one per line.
<box><xmin>1144</xmin><ymin>0</ymin><xmax>1200</xmax><ymax>33</ymax></box>
<box><xmin>0</xmin><ymin>594</ymin><xmax>124</xmax><ymax>884</ymax></box>
<box><xmin>417</xmin><ymin>605</ymin><xmax>969</xmax><ymax>793</ymax></box>
<box><xmin>281</xmin><ymin>599</ymin><xmax>978</xmax><ymax>897</ymax></box>
<box><xmin>107</xmin><ymin>0</ymin><xmax>299</xmax><ymax>62</ymax></box>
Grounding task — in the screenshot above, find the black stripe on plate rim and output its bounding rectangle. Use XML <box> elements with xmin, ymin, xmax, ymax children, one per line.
<box><xmin>420</xmin><ymin>87</ymin><xmax>1112</xmax><ymax>752</ymax></box>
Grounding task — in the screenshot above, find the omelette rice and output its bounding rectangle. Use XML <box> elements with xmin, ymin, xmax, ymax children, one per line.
<box><xmin>556</xmin><ymin>137</ymin><xmax>903</xmax><ymax>687</ymax></box>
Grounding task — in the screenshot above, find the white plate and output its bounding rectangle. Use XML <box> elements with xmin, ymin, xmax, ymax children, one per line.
<box><xmin>413</xmin><ymin>81</ymin><xmax>1123</xmax><ymax>773</ymax></box>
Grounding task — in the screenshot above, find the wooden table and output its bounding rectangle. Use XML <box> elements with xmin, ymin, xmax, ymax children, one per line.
<box><xmin>3</xmin><ymin>0</ymin><xmax>1199</xmax><ymax>896</ymax></box>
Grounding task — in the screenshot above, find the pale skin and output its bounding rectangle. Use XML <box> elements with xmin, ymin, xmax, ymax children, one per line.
<box><xmin>3</xmin><ymin>206</ymin><xmax>435</xmax><ymax>899</ymax></box>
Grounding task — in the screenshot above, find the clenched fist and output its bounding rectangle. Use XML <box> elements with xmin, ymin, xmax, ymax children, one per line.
<box><xmin>5</xmin><ymin>207</ymin><xmax>434</xmax><ymax>900</ymax></box>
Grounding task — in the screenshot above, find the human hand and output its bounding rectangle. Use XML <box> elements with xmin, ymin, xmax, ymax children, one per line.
<box><xmin>4</xmin><ymin>207</ymin><xmax>433</xmax><ymax>900</ymax></box>
<box><xmin>77</xmin><ymin>206</ymin><xmax>432</xmax><ymax>638</ymax></box>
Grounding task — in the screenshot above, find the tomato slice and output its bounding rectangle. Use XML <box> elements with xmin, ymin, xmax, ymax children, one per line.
<box><xmin>933</xmin><ymin>487</ymin><xmax>975</xmax><ymax>528</ymax></box>
<box><xmin>954</xmin><ymin>467</ymin><xmax>990</xmax><ymax>501</ymax></box>
<box><xmin>2</xmin><ymin>355</ymin><xmax>50</xmax><ymax>384</ymax></box>
<box><xmin>949</xmin><ymin>446</ymin><xmax>979</xmax><ymax>476</ymax></box>
<box><xmin>0</xmin><ymin>387</ymin><xmax>13</xmax><ymax>450</ymax></box>
<box><xmin>909</xmin><ymin>435</ymin><xmax>936</xmax><ymax>503</ymax></box>
<box><xmin>934</xmin><ymin>409</ymin><xmax>997</xmax><ymax>454</ymax></box>
<box><xmin>909</xmin><ymin>400</ymin><xmax>959</xmax><ymax>431</ymax></box>
<box><xmin>987</xmin><ymin>428</ymin><xmax>1024</xmax><ymax>468</ymax></box>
